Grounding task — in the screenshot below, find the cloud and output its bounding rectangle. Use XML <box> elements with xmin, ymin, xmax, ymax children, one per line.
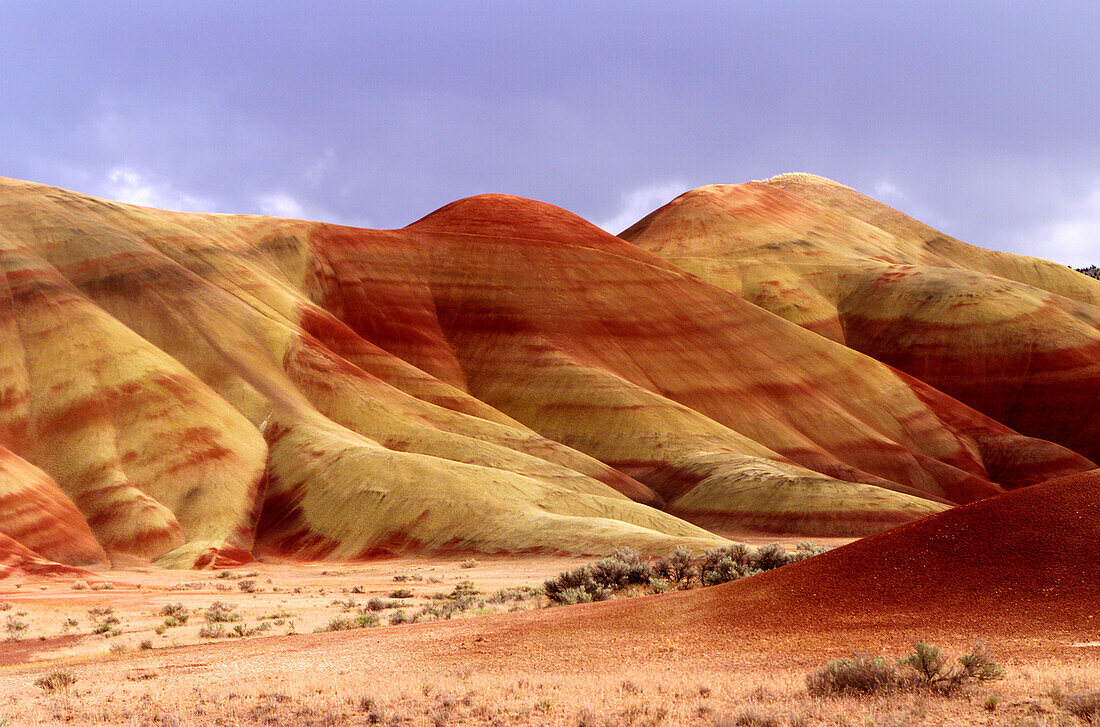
<box><xmin>1019</xmin><ymin>182</ymin><xmax>1100</xmax><ymax>267</ymax></box>
<box><xmin>596</xmin><ymin>180</ymin><xmax>688</xmax><ymax>234</ymax></box>
<box><xmin>304</xmin><ymin>150</ymin><xmax>335</xmax><ymax>187</ymax></box>
<box><xmin>101</xmin><ymin>166</ymin><xmax>216</xmax><ymax>212</ymax></box>
<box><xmin>872</xmin><ymin>178</ymin><xmax>951</xmax><ymax>229</ymax></box>
<box><xmin>256</xmin><ymin>192</ymin><xmax>306</xmax><ymax>218</ymax></box>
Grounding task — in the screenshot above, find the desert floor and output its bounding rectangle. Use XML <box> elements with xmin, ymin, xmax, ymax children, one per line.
<box><xmin>1</xmin><ymin>541</ymin><xmax>1097</xmax><ymax>726</ymax></box>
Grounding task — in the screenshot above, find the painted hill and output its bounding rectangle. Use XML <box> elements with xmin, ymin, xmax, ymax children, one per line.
<box><xmin>623</xmin><ymin>175</ymin><xmax>1100</xmax><ymax>463</ymax></box>
<box><xmin>443</xmin><ymin>468</ymin><xmax>1100</xmax><ymax>662</ymax></box>
<box><xmin>0</xmin><ymin>176</ymin><xmax>1093</xmax><ymax>569</ymax></box>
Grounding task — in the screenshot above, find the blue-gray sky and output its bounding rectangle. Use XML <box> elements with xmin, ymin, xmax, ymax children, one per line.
<box><xmin>3</xmin><ymin>1</ymin><xmax>1098</xmax><ymax>265</ymax></box>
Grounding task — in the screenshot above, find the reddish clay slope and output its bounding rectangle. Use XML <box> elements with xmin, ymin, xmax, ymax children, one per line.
<box><xmin>482</xmin><ymin>469</ymin><xmax>1100</xmax><ymax>661</ymax></box>
<box><xmin>0</xmin><ymin>532</ymin><xmax>92</xmax><ymax>579</ymax></box>
<box><xmin>308</xmin><ymin>196</ymin><xmax>1090</xmax><ymax>508</ymax></box>
<box><xmin>0</xmin><ymin>447</ymin><xmax>106</xmax><ymax>565</ymax></box>
<box><xmin>624</xmin><ymin>180</ymin><xmax>1100</xmax><ymax>463</ymax></box>
<box><xmin>717</xmin><ymin>468</ymin><xmax>1100</xmax><ymax>626</ymax></box>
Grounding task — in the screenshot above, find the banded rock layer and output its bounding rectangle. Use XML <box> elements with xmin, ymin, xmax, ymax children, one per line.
<box><xmin>0</xmin><ymin>176</ymin><xmax>1093</xmax><ymax>570</ymax></box>
<box><xmin>623</xmin><ymin>175</ymin><xmax>1100</xmax><ymax>462</ymax></box>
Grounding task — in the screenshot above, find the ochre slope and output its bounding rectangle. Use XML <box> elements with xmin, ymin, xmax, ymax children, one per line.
<box><xmin>768</xmin><ymin>172</ymin><xmax>1100</xmax><ymax>308</ymax></box>
<box><xmin>307</xmin><ymin>196</ymin><xmax>1088</xmax><ymax>508</ymax></box>
<box><xmin>0</xmin><ymin>176</ymin><xmax>1092</xmax><ymax>562</ymax></box>
<box><xmin>623</xmin><ymin>180</ymin><xmax>1100</xmax><ymax>463</ymax></box>
<box><xmin>0</xmin><ymin>179</ymin><xmax>718</xmax><ymax>559</ymax></box>
<box><xmin>0</xmin><ymin>223</ymin><xmax>268</xmax><ymax>566</ymax></box>
<box><xmin>257</xmin><ymin>412</ymin><xmax>724</xmax><ymax>558</ymax></box>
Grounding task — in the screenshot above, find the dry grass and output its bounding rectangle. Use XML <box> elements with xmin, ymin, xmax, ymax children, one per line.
<box><xmin>0</xmin><ymin>555</ymin><xmax>561</xmax><ymax>664</ymax></box>
<box><xmin>1</xmin><ymin>554</ymin><xmax>1097</xmax><ymax>726</ymax></box>
<box><xmin>2</xmin><ymin>659</ymin><xmax>1099</xmax><ymax>726</ymax></box>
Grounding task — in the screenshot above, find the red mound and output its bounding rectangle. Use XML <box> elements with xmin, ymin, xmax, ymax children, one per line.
<box><xmin>717</xmin><ymin>468</ymin><xmax>1100</xmax><ymax>627</ymax></box>
<box><xmin>0</xmin><ymin>533</ymin><xmax>93</xmax><ymax>579</ymax></box>
<box><xmin>486</xmin><ymin>469</ymin><xmax>1100</xmax><ymax>658</ymax></box>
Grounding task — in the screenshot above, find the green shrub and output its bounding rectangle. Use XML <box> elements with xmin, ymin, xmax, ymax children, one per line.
<box><xmin>700</xmin><ymin>543</ymin><xmax>758</xmax><ymax>586</ymax></box>
<box><xmin>449</xmin><ymin>581</ymin><xmax>480</xmax><ymax>599</ymax></box>
<box><xmin>807</xmin><ymin>654</ymin><xmax>898</xmax><ymax>696</ymax></box>
<box><xmin>648</xmin><ymin>547</ymin><xmax>695</xmax><ymax>584</ymax></box>
<box><xmin>588</xmin><ymin>549</ymin><xmax>650</xmax><ymax>590</ymax></box>
<box><xmin>4</xmin><ymin>615</ymin><xmax>28</xmax><ymax>641</ymax></box>
<box><xmin>544</xmin><ymin>549</ymin><xmax>648</xmax><ymax>604</ymax></box>
<box><xmin>198</xmin><ymin>623</ymin><xmax>227</xmax><ymax>639</ymax></box>
<box><xmin>486</xmin><ymin>586</ymin><xmax>542</xmax><ymax>604</ymax></box>
<box><xmin>204</xmin><ymin>602</ymin><xmax>240</xmax><ymax>623</ymax></box>
<box><xmin>747</xmin><ymin>543</ymin><xmax>792</xmax><ymax>571</ymax></box>
<box><xmin>959</xmin><ymin>640</ymin><xmax>1004</xmax><ymax>681</ymax></box>
<box><xmin>808</xmin><ymin>641</ymin><xmax>1003</xmax><ymax>697</ymax></box>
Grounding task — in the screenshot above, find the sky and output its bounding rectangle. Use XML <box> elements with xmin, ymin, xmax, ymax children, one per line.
<box><xmin>2</xmin><ymin>1</ymin><xmax>1098</xmax><ymax>266</ymax></box>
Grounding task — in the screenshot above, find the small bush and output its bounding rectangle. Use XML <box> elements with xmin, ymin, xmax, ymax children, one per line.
<box><xmin>449</xmin><ymin>581</ymin><xmax>479</xmax><ymax>599</ymax></box>
<box><xmin>544</xmin><ymin>549</ymin><xmax>649</xmax><ymax>604</ymax></box>
<box><xmin>198</xmin><ymin>624</ymin><xmax>227</xmax><ymax>639</ymax></box>
<box><xmin>319</xmin><ymin>613</ymin><xmax>379</xmax><ymax>631</ymax></box>
<box><xmin>649</xmin><ymin>546</ymin><xmax>695</xmax><ymax>584</ymax></box>
<box><xmin>460</xmin><ymin>559</ymin><xmax>479</xmax><ymax>569</ymax></box>
<box><xmin>159</xmin><ymin>603</ymin><xmax>186</xmax><ymax>618</ymax></box>
<box><xmin>792</xmin><ymin>541</ymin><xmax>830</xmax><ymax>560</ymax></box>
<box><xmin>807</xmin><ymin>654</ymin><xmax>898</xmax><ymax>696</ymax></box>
<box><xmin>91</xmin><ymin>615</ymin><xmax>120</xmax><ymax>634</ymax></box>
<box><xmin>262</xmin><ymin>608</ymin><xmax>294</xmax><ymax>619</ymax></box>
<box><xmin>959</xmin><ymin>640</ymin><xmax>1004</xmax><ymax>681</ymax></box>
<box><xmin>808</xmin><ymin>641</ymin><xmax>1003</xmax><ymax>697</ymax></box>
<box><xmin>204</xmin><ymin>602</ymin><xmax>240</xmax><ymax>623</ymax></box>
<box><xmin>34</xmin><ymin>670</ymin><xmax>77</xmax><ymax>693</ymax></box>
<box><xmin>487</xmin><ymin>586</ymin><xmax>542</xmax><ymax>604</ymax></box>
<box><xmin>747</xmin><ymin>543</ymin><xmax>792</xmax><ymax>571</ymax></box>
<box><xmin>109</xmin><ymin>642</ymin><xmax>128</xmax><ymax>654</ymax></box>
<box><xmin>365</xmin><ymin>598</ymin><xmax>399</xmax><ymax>612</ymax></box>
<box><xmin>4</xmin><ymin>615</ymin><xmax>28</xmax><ymax>641</ymax></box>
<box><xmin>554</xmin><ymin>587</ymin><xmax>598</xmax><ymax>605</ymax></box>
<box><xmin>238</xmin><ymin>579</ymin><xmax>258</xmax><ymax>593</ymax></box>
<box><xmin>140</xmin><ymin>639</ymin><xmax>153</xmax><ymax>650</ymax></box>
<box><xmin>390</xmin><ymin>589</ymin><xmax>415</xmax><ymax>599</ymax></box>
<box><xmin>589</xmin><ymin>549</ymin><xmax>650</xmax><ymax>590</ymax></box>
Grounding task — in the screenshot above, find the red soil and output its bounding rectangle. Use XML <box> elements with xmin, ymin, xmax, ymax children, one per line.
<box><xmin>462</xmin><ymin>468</ymin><xmax>1100</xmax><ymax>665</ymax></box>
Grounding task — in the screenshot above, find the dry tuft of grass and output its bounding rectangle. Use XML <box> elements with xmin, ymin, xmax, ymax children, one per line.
<box><xmin>34</xmin><ymin>670</ymin><xmax>76</xmax><ymax>693</ymax></box>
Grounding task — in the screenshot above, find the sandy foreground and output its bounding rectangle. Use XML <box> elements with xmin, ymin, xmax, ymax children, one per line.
<box><xmin>0</xmin><ymin>548</ymin><xmax>1097</xmax><ymax>726</ymax></box>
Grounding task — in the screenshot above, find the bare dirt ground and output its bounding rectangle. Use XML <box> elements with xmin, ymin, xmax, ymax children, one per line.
<box><xmin>1</xmin><ymin>544</ymin><xmax>1097</xmax><ymax>726</ymax></box>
